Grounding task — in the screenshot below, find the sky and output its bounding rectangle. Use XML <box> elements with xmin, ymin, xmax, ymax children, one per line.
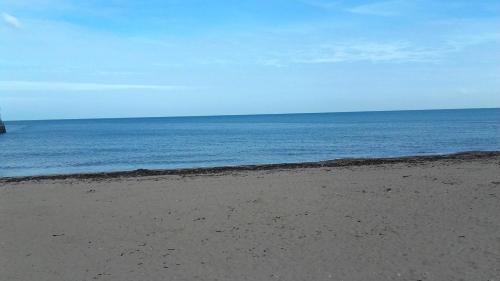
<box><xmin>1</xmin><ymin>0</ymin><xmax>499</xmax><ymax>120</ymax></box>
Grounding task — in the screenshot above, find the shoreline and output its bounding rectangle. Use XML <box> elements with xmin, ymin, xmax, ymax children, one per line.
<box><xmin>2</xmin><ymin>150</ymin><xmax>498</xmax><ymax>183</ymax></box>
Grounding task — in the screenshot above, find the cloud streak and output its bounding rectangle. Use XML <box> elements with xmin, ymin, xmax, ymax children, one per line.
<box><xmin>446</xmin><ymin>33</ymin><xmax>500</xmax><ymax>51</ymax></box>
<box><xmin>275</xmin><ymin>41</ymin><xmax>443</xmax><ymax>65</ymax></box>
<box><xmin>2</xmin><ymin>12</ymin><xmax>22</xmax><ymax>28</ymax></box>
<box><xmin>0</xmin><ymin>81</ymin><xmax>189</xmax><ymax>92</ymax></box>
<box><xmin>263</xmin><ymin>31</ymin><xmax>500</xmax><ymax>66</ymax></box>
<box><xmin>347</xmin><ymin>0</ymin><xmax>415</xmax><ymax>16</ymax></box>
<box><xmin>298</xmin><ymin>0</ymin><xmax>342</xmax><ymax>9</ymax></box>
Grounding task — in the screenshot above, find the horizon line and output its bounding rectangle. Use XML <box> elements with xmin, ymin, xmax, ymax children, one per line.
<box><xmin>3</xmin><ymin>107</ymin><xmax>499</xmax><ymax>122</ymax></box>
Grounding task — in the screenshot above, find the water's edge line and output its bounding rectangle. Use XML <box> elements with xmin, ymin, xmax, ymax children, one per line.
<box><xmin>1</xmin><ymin>151</ymin><xmax>498</xmax><ymax>183</ymax></box>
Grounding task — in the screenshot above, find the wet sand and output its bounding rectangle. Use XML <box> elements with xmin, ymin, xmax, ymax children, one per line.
<box><xmin>1</xmin><ymin>152</ymin><xmax>499</xmax><ymax>280</ymax></box>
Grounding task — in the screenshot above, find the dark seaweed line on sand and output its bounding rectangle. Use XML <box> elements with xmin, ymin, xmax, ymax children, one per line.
<box><xmin>1</xmin><ymin>151</ymin><xmax>499</xmax><ymax>183</ymax></box>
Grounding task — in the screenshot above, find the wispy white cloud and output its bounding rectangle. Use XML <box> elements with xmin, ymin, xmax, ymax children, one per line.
<box><xmin>0</xmin><ymin>81</ymin><xmax>189</xmax><ymax>91</ymax></box>
<box><xmin>257</xmin><ymin>58</ymin><xmax>287</xmax><ymax>68</ymax></box>
<box><xmin>264</xmin><ymin>29</ymin><xmax>500</xmax><ymax>66</ymax></box>
<box><xmin>347</xmin><ymin>0</ymin><xmax>416</xmax><ymax>16</ymax></box>
<box><xmin>298</xmin><ymin>0</ymin><xmax>342</xmax><ymax>9</ymax></box>
<box><xmin>2</xmin><ymin>12</ymin><xmax>22</xmax><ymax>28</ymax></box>
<box><xmin>287</xmin><ymin>41</ymin><xmax>442</xmax><ymax>64</ymax></box>
<box><xmin>446</xmin><ymin>33</ymin><xmax>500</xmax><ymax>50</ymax></box>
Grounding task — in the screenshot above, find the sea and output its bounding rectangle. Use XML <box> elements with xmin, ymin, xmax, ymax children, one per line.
<box><xmin>0</xmin><ymin>108</ymin><xmax>499</xmax><ymax>177</ymax></box>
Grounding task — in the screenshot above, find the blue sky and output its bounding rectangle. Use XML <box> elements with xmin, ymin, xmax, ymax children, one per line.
<box><xmin>1</xmin><ymin>0</ymin><xmax>499</xmax><ymax>120</ymax></box>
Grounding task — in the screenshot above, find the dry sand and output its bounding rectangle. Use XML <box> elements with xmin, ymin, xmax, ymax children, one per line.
<box><xmin>1</xmin><ymin>152</ymin><xmax>499</xmax><ymax>281</ymax></box>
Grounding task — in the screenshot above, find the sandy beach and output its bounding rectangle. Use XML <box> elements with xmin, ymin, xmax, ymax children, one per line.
<box><xmin>1</xmin><ymin>152</ymin><xmax>499</xmax><ymax>281</ymax></box>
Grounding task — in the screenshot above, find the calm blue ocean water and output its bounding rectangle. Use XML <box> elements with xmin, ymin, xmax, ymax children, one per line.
<box><xmin>0</xmin><ymin>108</ymin><xmax>499</xmax><ymax>177</ymax></box>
